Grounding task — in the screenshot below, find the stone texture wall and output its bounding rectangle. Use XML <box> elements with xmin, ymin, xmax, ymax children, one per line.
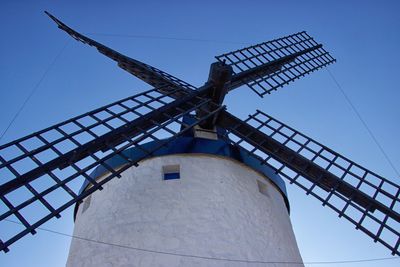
<box><xmin>67</xmin><ymin>154</ymin><xmax>303</xmax><ymax>267</ymax></box>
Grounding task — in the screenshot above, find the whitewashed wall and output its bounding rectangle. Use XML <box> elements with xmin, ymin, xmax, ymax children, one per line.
<box><xmin>67</xmin><ymin>154</ymin><xmax>303</xmax><ymax>267</ymax></box>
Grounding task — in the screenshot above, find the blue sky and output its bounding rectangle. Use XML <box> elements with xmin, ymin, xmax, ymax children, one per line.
<box><xmin>1</xmin><ymin>1</ymin><xmax>400</xmax><ymax>266</ymax></box>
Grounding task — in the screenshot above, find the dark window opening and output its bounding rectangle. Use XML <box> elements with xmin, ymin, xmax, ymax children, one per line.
<box><xmin>163</xmin><ymin>165</ymin><xmax>180</xmax><ymax>180</ymax></box>
<box><xmin>82</xmin><ymin>195</ymin><xmax>91</xmax><ymax>213</ymax></box>
<box><xmin>164</xmin><ymin>172</ymin><xmax>180</xmax><ymax>180</ymax></box>
<box><xmin>257</xmin><ymin>180</ymin><xmax>270</xmax><ymax>198</ymax></box>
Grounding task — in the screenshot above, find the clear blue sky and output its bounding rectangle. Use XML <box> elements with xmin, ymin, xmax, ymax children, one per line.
<box><xmin>1</xmin><ymin>1</ymin><xmax>400</xmax><ymax>266</ymax></box>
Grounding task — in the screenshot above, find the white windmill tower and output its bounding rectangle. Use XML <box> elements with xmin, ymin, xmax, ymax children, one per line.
<box><xmin>67</xmin><ymin>130</ymin><xmax>302</xmax><ymax>266</ymax></box>
<box><xmin>67</xmin><ymin>118</ymin><xmax>302</xmax><ymax>266</ymax></box>
<box><xmin>1</xmin><ymin>12</ymin><xmax>399</xmax><ymax>267</ymax></box>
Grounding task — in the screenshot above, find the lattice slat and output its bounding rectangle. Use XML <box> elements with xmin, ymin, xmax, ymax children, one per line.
<box><xmin>0</xmin><ymin>86</ymin><xmax>221</xmax><ymax>252</ymax></box>
<box><xmin>218</xmin><ymin>110</ymin><xmax>400</xmax><ymax>255</ymax></box>
<box><xmin>216</xmin><ymin>31</ymin><xmax>336</xmax><ymax>97</ymax></box>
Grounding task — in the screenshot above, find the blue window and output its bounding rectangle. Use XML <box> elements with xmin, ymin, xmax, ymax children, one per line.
<box><xmin>164</xmin><ymin>172</ymin><xmax>180</xmax><ymax>180</ymax></box>
<box><xmin>163</xmin><ymin>165</ymin><xmax>180</xmax><ymax>180</ymax></box>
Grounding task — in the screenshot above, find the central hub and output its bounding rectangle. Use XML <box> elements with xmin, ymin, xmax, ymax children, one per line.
<box><xmin>206</xmin><ymin>61</ymin><xmax>233</xmax><ymax>105</ymax></box>
<box><xmin>197</xmin><ymin>61</ymin><xmax>233</xmax><ymax>130</ymax></box>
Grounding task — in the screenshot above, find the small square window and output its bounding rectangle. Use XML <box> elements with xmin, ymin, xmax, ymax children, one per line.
<box><xmin>163</xmin><ymin>165</ymin><xmax>180</xmax><ymax>180</ymax></box>
<box><xmin>257</xmin><ymin>180</ymin><xmax>269</xmax><ymax>198</ymax></box>
<box><xmin>82</xmin><ymin>195</ymin><xmax>91</xmax><ymax>214</ymax></box>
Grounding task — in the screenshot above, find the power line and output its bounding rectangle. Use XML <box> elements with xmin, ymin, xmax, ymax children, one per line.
<box><xmin>87</xmin><ymin>32</ymin><xmax>251</xmax><ymax>45</ymax></box>
<box><xmin>0</xmin><ymin>40</ymin><xmax>70</xmax><ymax>142</ymax></box>
<box><xmin>327</xmin><ymin>68</ymin><xmax>400</xmax><ymax>179</ymax></box>
<box><xmin>4</xmin><ymin>219</ymin><xmax>399</xmax><ymax>265</ymax></box>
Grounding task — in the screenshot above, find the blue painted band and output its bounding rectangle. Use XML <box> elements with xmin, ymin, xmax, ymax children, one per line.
<box><xmin>78</xmin><ymin>137</ymin><xmax>289</xmax><ymax>215</ymax></box>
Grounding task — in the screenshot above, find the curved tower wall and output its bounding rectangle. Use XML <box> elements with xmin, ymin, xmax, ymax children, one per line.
<box><xmin>67</xmin><ymin>154</ymin><xmax>303</xmax><ymax>266</ymax></box>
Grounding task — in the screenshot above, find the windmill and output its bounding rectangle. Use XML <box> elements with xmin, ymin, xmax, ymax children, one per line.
<box><xmin>0</xmin><ymin>11</ymin><xmax>399</xmax><ymax>265</ymax></box>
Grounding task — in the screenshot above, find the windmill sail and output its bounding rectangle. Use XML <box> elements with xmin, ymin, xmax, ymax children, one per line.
<box><xmin>216</xmin><ymin>31</ymin><xmax>336</xmax><ymax>97</ymax></box>
<box><xmin>217</xmin><ymin>110</ymin><xmax>400</xmax><ymax>255</ymax></box>
<box><xmin>0</xmin><ymin>86</ymin><xmax>223</xmax><ymax>252</ymax></box>
<box><xmin>45</xmin><ymin>12</ymin><xmax>195</xmax><ymax>98</ymax></box>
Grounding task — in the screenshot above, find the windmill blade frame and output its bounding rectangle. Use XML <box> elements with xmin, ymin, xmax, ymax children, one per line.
<box><xmin>216</xmin><ymin>31</ymin><xmax>336</xmax><ymax>97</ymax></box>
<box><xmin>217</xmin><ymin>109</ymin><xmax>400</xmax><ymax>255</ymax></box>
<box><xmin>45</xmin><ymin>11</ymin><xmax>196</xmax><ymax>98</ymax></box>
<box><xmin>0</xmin><ymin>85</ymin><xmax>223</xmax><ymax>252</ymax></box>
